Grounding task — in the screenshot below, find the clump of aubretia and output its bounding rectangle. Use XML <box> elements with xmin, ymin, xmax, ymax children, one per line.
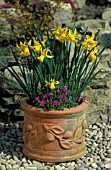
<box><xmin>0</xmin><ymin>23</ymin><xmax>111</xmax><ymax>110</ymax></box>
<box><xmin>34</xmin><ymin>84</ymin><xmax>77</xmax><ymax>110</ymax></box>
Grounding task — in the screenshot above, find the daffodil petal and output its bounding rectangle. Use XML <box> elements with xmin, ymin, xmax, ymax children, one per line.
<box><xmin>46</xmin><ymin>55</ymin><xmax>54</xmax><ymax>59</ymax></box>
<box><xmin>28</xmin><ymin>40</ymin><xmax>32</xmax><ymax>46</ymax></box>
<box><xmin>45</xmin><ymin>81</ymin><xmax>50</xmax><ymax>86</ymax></box>
<box><xmin>50</xmin><ymin>82</ymin><xmax>55</xmax><ymax>89</ymax></box>
<box><xmin>37</xmin><ymin>55</ymin><xmax>45</xmax><ymax>62</ymax></box>
<box><xmin>34</xmin><ymin>45</ymin><xmax>42</xmax><ymax>53</ymax></box>
<box><xmin>55</xmin><ymin>81</ymin><xmax>60</xmax><ymax>85</ymax></box>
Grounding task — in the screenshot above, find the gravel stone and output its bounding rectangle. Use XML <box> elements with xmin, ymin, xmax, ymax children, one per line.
<box><xmin>104</xmin><ymin>163</ymin><xmax>111</xmax><ymax>169</ymax></box>
<box><xmin>23</xmin><ymin>163</ymin><xmax>29</xmax><ymax>168</ymax></box>
<box><xmin>19</xmin><ymin>167</ymin><xmax>26</xmax><ymax>170</ymax></box>
<box><xmin>75</xmin><ymin>165</ymin><xmax>85</xmax><ymax>170</ymax></box>
<box><xmin>0</xmin><ymin>165</ymin><xmax>6</xmax><ymax>170</ymax></box>
<box><xmin>9</xmin><ymin>160</ymin><xmax>17</xmax><ymax>165</ymax></box>
<box><xmin>91</xmin><ymin>163</ymin><xmax>98</xmax><ymax>168</ymax></box>
<box><xmin>6</xmin><ymin>164</ymin><xmax>12</xmax><ymax>170</ymax></box>
<box><xmin>12</xmin><ymin>164</ymin><xmax>20</xmax><ymax>169</ymax></box>
<box><xmin>17</xmin><ymin>161</ymin><xmax>22</xmax><ymax>166</ymax></box>
<box><xmin>55</xmin><ymin>165</ymin><xmax>62</xmax><ymax>170</ymax></box>
<box><xmin>5</xmin><ymin>155</ymin><xmax>11</xmax><ymax>160</ymax></box>
<box><xmin>49</xmin><ymin>167</ymin><xmax>55</xmax><ymax>170</ymax></box>
<box><xmin>13</xmin><ymin>155</ymin><xmax>19</xmax><ymax>161</ymax></box>
<box><xmin>26</xmin><ymin>167</ymin><xmax>37</xmax><ymax>170</ymax></box>
<box><xmin>32</xmin><ymin>160</ymin><xmax>43</xmax><ymax>169</ymax></box>
<box><xmin>107</xmin><ymin>149</ymin><xmax>111</xmax><ymax>154</ymax></box>
<box><xmin>97</xmin><ymin>162</ymin><xmax>105</xmax><ymax>168</ymax></box>
<box><xmin>22</xmin><ymin>158</ymin><xmax>27</xmax><ymax>163</ymax></box>
<box><xmin>92</xmin><ymin>125</ymin><xmax>98</xmax><ymax>129</ymax></box>
<box><xmin>100</xmin><ymin>153</ymin><xmax>105</xmax><ymax>160</ymax></box>
<box><xmin>107</xmin><ymin>154</ymin><xmax>111</xmax><ymax>158</ymax></box>
<box><xmin>67</xmin><ymin>164</ymin><xmax>75</xmax><ymax>170</ymax></box>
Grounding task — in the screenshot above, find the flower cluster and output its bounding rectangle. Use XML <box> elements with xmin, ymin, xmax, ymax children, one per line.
<box><xmin>81</xmin><ymin>31</ymin><xmax>98</xmax><ymax>62</ymax></box>
<box><xmin>53</xmin><ymin>26</ymin><xmax>79</xmax><ymax>43</ymax></box>
<box><xmin>17</xmin><ymin>26</ymin><xmax>98</xmax><ymax>63</ymax></box>
<box><xmin>16</xmin><ymin>38</ymin><xmax>54</xmax><ymax>62</ymax></box>
<box><xmin>0</xmin><ymin>23</ymin><xmax>110</xmax><ymax>110</ymax></box>
<box><xmin>34</xmin><ymin>84</ymin><xmax>75</xmax><ymax>110</ymax></box>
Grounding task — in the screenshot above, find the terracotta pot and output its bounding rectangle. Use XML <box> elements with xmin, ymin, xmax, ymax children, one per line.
<box><xmin>21</xmin><ymin>100</ymin><xmax>88</xmax><ymax>162</ymax></box>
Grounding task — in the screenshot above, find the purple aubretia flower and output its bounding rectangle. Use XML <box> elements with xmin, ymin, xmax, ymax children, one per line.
<box><xmin>48</xmin><ymin>92</ymin><xmax>54</xmax><ymax>96</ymax></box>
<box><xmin>48</xmin><ymin>98</ymin><xmax>52</xmax><ymax>104</ymax></box>
<box><xmin>65</xmin><ymin>90</ymin><xmax>69</xmax><ymax>95</ymax></box>
<box><xmin>35</xmin><ymin>96</ymin><xmax>40</xmax><ymax>101</ymax></box>
<box><xmin>78</xmin><ymin>96</ymin><xmax>86</xmax><ymax>104</ymax></box>
<box><xmin>65</xmin><ymin>98</ymin><xmax>68</xmax><ymax>103</ymax></box>
<box><xmin>40</xmin><ymin>100</ymin><xmax>46</xmax><ymax>106</ymax></box>
<box><xmin>54</xmin><ymin>100</ymin><xmax>60</xmax><ymax>106</ymax></box>
<box><xmin>62</xmin><ymin>88</ymin><xmax>69</xmax><ymax>95</ymax></box>
<box><xmin>56</xmin><ymin>85</ymin><xmax>59</xmax><ymax>89</ymax></box>
<box><xmin>57</xmin><ymin>88</ymin><xmax>60</xmax><ymax>92</ymax></box>
<box><xmin>64</xmin><ymin>84</ymin><xmax>67</xmax><ymax>88</ymax></box>
<box><xmin>42</xmin><ymin>87</ymin><xmax>46</xmax><ymax>90</ymax></box>
<box><xmin>42</xmin><ymin>93</ymin><xmax>48</xmax><ymax>99</ymax></box>
<box><xmin>77</xmin><ymin>97</ymin><xmax>81</xmax><ymax>103</ymax></box>
<box><xmin>62</xmin><ymin>87</ymin><xmax>67</xmax><ymax>93</ymax></box>
<box><xmin>59</xmin><ymin>94</ymin><xmax>64</xmax><ymax>99</ymax></box>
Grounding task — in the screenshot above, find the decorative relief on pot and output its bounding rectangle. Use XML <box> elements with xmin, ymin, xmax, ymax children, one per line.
<box><xmin>82</xmin><ymin>119</ymin><xmax>87</xmax><ymax>129</ymax></box>
<box><xmin>23</xmin><ymin>121</ymin><xmax>37</xmax><ymax>148</ymax></box>
<box><xmin>23</xmin><ymin>118</ymin><xmax>87</xmax><ymax>151</ymax></box>
<box><xmin>44</xmin><ymin>124</ymin><xmax>73</xmax><ymax>149</ymax></box>
<box><xmin>44</xmin><ymin>120</ymin><xmax>87</xmax><ymax>150</ymax></box>
<box><xmin>72</xmin><ymin>124</ymin><xmax>84</xmax><ymax>144</ymax></box>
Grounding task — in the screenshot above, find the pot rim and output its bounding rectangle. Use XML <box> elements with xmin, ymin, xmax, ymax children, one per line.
<box><xmin>21</xmin><ymin>99</ymin><xmax>88</xmax><ymax>117</ymax></box>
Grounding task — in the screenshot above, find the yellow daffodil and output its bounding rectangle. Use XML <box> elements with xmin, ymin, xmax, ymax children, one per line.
<box><xmin>89</xmin><ymin>51</ymin><xmax>97</xmax><ymax>62</ymax></box>
<box><xmin>59</xmin><ymin>27</ymin><xmax>69</xmax><ymax>42</ymax></box>
<box><xmin>53</xmin><ymin>26</ymin><xmax>69</xmax><ymax>42</ymax></box>
<box><xmin>81</xmin><ymin>31</ymin><xmax>98</xmax><ymax>49</ymax></box>
<box><xmin>37</xmin><ymin>48</ymin><xmax>54</xmax><ymax>62</ymax></box>
<box><xmin>16</xmin><ymin>41</ymin><xmax>30</xmax><ymax>57</ymax></box>
<box><xmin>41</xmin><ymin>39</ymin><xmax>47</xmax><ymax>46</ymax></box>
<box><xmin>53</xmin><ymin>26</ymin><xmax>65</xmax><ymax>39</ymax></box>
<box><xmin>16</xmin><ymin>41</ymin><xmax>27</xmax><ymax>51</ymax></box>
<box><xmin>27</xmin><ymin>40</ymin><xmax>32</xmax><ymax>46</ymax></box>
<box><xmin>20</xmin><ymin>47</ymin><xmax>30</xmax><ymax>57</ymax></box>
<box><xmin>81</xmin><ymin>41</ymin><xmax>88</xmax><ymax>48</ymax></box>
<box><xmin>33</xmin><ymin>44</ymin><xmax>42</xmax><ymax>53</ymax></box>
<box><xmin>31</xmin><ymin>38</ymin><xmax>47</xmax><ymax>53</ymax></box>
<box><xmin>68</xmin><ymin>29</ymin><xmax>80</xmax><ymax>44</ymax></box>
<box><xmin>93</xmin><ymin>47</ymin><xmax>98</xmax><ymax>53</ymax></box>
<box><xmin>86</xmin><ymin>31</ymin><xmax>98</xmax><ymax>47</ymax></box>
<box><xmin>89</xmin><ymin>47</ymin><xmax>98</xmax><ymax>62</ymax></box>
<box><xmin>31</xmin><ymin>38</ymin><xmax>42</xmax><ymax>53</ymax></box>
<box><xmin>45</xmin><ymin>79</ymin><xmax>60</xmax><ymax>90</ymax></box>
<box><xmin>33</xmin><ymin>38</ymin><xmax>47</xmax><ymax>47</ymax></box>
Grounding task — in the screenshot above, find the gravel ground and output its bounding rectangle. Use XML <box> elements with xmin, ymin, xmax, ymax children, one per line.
<box><xmin>0</xmin><ymin>122</ymin><xmax>111</xmax><ymax>170</ymax></box>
